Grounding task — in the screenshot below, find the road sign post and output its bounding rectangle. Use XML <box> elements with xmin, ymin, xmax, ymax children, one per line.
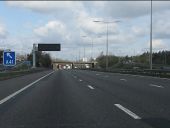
<box><xmin>32</xmin><ymin>43</ymin><xmax>61</xmax><ymax>68</ymax></box>
<box><xmin>32</xmin><ymin>44</ymin><xmax>36</xmax><ymax>68</ymax></box>
<box><xmin>3</xmin><ymin>51</ymin><xmax>16</xmax><ymax>66</ymax></box>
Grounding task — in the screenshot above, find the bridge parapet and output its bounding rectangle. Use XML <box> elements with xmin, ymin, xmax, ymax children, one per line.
<box><xmin>52</xmin><ymin>61</ymin><xmax>97</xmax><ymax>70</ymax></box>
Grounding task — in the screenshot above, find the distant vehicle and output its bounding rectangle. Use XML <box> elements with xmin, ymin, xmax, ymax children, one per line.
<box><xmin>85</xmin><ymin>64</ymin><xmax>90</xmax><ymax>69</ymax></box>
<box><xmin>65</xmin><ymin>64</ymin><xmax>71</xmax><ymax>69</ymax></box>
<box><xmin>160</xmin><ymin>66</ymin><xmax>170</xmax><ymax>70</ymax></box>
<box><xmin>133</xmin><ymin>67</ymin><xmax>140</xmax><ymax>70</ymax></box>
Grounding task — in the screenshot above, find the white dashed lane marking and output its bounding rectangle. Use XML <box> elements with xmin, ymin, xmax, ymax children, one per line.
<box><xmin>104</xmin><ymin>75</ymin><xmax>109</xmax><ymax>78</ymax></box>
<box><xmin>79</xmin><ymin>79</ymin><xmax>83</xmax><ymax>82</ymax></box>
<box><xmin>120</xmin><ymin>79</ymin><xmax>127</xmax><ymax>81</ymax></box>
<box><xmin>87</xmin><ymin>85</ymin><xmax>94</xmax><ymax>90</ymax></box>
<box><xmin>114</xmin><ymin>104</ymin><xmax>141</xmax><ymax>120</ymax></box>
<box><xmin>149</xmin><ymin>84</ymin><xmax>164</xmax><ymax>88</ymax></box>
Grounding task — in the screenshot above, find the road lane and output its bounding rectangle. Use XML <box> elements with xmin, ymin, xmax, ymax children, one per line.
<box><xmin>90</xmin><ymin>70</ymin><xmax>170</xmax><ymax>87</ymax></box>
<box><xmin>0</xmin><ymin>71</ymin><xmax>54</xmax><ymax>105</ymax></box>
<box><xmin>69</xmin><ymin>70</ymin><xmax>170</xmax><ymax>124</ymax></box>
<box><xmin>75</xmin><ymin>70</ymin><xmax>170</xmax><ymax>92</ymax></box>
<box><xmin>0</xmin><ymin>70</ymin><xmax>53</xmax><ymax>100</ymax></box>
<box><xmin>0</xmin><ymin>70</ymin><xmax>151</xmax><ymax>128</ymax></box>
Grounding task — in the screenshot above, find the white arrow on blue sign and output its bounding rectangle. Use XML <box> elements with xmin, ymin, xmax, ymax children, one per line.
<box><xmin>3</xmin><ymin>51</ymin><xmax>16</xmax><ymax>66</ymax></box>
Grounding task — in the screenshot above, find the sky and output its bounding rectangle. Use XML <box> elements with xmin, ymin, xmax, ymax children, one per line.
<box><xmin>0</xmin><ymin>1</ymin><xmax>170</xmax><ymax>61</ymax></box>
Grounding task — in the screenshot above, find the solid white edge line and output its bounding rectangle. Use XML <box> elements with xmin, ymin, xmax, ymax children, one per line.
<box><xmin>0</xmin><ymin>71</ymin><xmax>55</xmax><ymax>105</ymax></box>
<box><xmin>87</xmin><ymin>85</ymin><xmax>94</xmax><ymax>90</ymax></box>
<box><xmin>114</xmin><ymin>104</ymin><xmax>141</xmax><ymax>120</ymax></box>
<box><xmin>149</xmin><ymin>84</ymin><xmax>164</xmax><ymax>88</ymax></box>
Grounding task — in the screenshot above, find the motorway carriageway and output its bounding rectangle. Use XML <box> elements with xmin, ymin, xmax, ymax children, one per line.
<box><xmin>0</xmin><ymin>69</ymin><xmax>169</xmax><ymax>128</ymax></box>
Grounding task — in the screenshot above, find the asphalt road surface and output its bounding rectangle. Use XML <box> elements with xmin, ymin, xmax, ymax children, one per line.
<box><xmin>0</xmin><ymin>69</ymin><xmax>170</xmax><ymax>128</ymax></box>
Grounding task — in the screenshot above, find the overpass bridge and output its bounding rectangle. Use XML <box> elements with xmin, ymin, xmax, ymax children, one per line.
<box><xmin>52</xmin><ymin>61</ymin><xmax>97</xmax><ymax>70</ymax></box>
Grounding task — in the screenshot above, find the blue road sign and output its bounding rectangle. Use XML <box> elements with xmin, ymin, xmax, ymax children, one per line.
<box><xmin>3</xmin><ymin>51</ymin><xmax>16</xmax><ymax>66</ymax></box>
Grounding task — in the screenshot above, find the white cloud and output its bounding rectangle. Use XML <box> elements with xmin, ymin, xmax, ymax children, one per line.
<box><xmin>131</xmin><ymin>26</ymin><xmax>149</xmax><ymax>37</ymax></box>
<box><xmin>6</xmin><ymin>1</ymin><xmax>84</xmax><ymax>14</ymax></box>
<box><xmin>34</xmin><ymin>20</ymin><xmax>66</xmax><ymax>36</ymax></box>
<box><xmin>0</xmin><ymin>23</ymin><xmax>8</xmax><ymax>38</ymax></box>
<box><xmin>147</xmin><ymin>39</ymin><xmax>167</xmax><ymax>50</ymax></box>
<box><xmin>91</xmin><ymin>1</ymin><xmax>170</xmax><ymax>18</ymax></box>
<box><xmin>33</xmin><ymin>20</ymin><xmax>71</xmax><ymax>43</ymax></box>
<box><xmin>6</xmin><ymin>1</ymin><xmax>170</xmax><ymax>20</ymax></box>
<box><xmin>0</xmin><ymin>36</ymin><xmax>38</xmax><ymax>54</ymax></box>
<box><xmin>153</xmin><ymin>10</ymin><xmax>170</xmax><ymax>39</ymax></box>
<box><xmin>76</xmin><ymin>10</ymin><xmax>119</xmax><ymax>37</ymax></box>
<box><xmin>3</xmin><ymin>1</ymin><xmax>170</xmax><ymax>60</ymax></box>
<box><xmin>7</xmin><ymin>1</ymin><xmax>170</xmax><ymax>18</ymax></box>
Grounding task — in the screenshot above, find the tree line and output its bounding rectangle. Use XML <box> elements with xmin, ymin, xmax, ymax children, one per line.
<box><xmin>96</xmin><ymin>51</ymin><xmax>170</xmax><ymax>69</ymax></box>
<box><xmin>27</xmin><ymin>51</ymin><xmax>52</xmax><ymax>68</ymax></box>
<box><xmin>1</xmin><ymin>50</ymin><xmax>170</xmax><ymax>69</ymax></box>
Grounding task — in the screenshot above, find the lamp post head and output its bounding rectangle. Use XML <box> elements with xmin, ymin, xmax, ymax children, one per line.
<box><xmin>93</xmin><ymin>20</ymin><xmax>121</xmax><ymax>23</ymax></box>
<box><xmin>82</xmin><ymin>36</ymin><xmax>87</xmax><ymax>38</ymax></box>
<box><xmin>93</xmin><ymin>20</ymin><xmax>101</xmax><ymax>22</ymax></box>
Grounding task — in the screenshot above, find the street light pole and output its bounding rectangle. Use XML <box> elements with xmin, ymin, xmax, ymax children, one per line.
<box><xmin>82</xmin><ymin>36</ymin><xmax>101</xmax><ymax>62</ymax></box>
<box><xmin>93</xmin><ymin>20</ymin><xmax>120</xmax><ymax>70</ymax></box>
<box><xmin>106</xmin><ymin>23</ymin><xmax>109</xmax><ymax>69</ymax></box>
<box><xmin>32</xmin><ymin>43</ymin><xmax>36</xmax><ymax>68</ymax></box>
<box><xmin>81</xmin><ymin>36</ymin><xmax>87</xmax><ymax>62</ymax></box>
<box><xmin>78</xmin><ymin>49</ymin><xmax>80</xmax><ymax>62</ymax></box>
<box><xmin>150</xmin><ymin>0</ymin><xmax>153</xmax><ymax>70</ymax></box>
<box><xmin>91</xmin><ymin>38</ymin><xmax>93</xmax><ymax>61</ymax></box>
<box><xmin>84</xmin><ymin>47</ymin><xmax>85</xmax><ymax>59</ymax></box>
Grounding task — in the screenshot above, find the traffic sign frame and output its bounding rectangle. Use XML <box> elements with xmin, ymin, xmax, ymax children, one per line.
<box><xmin>38</xmin><ymin>44</ymin><xmax>61</xmax><ymax>51</ymax></box>
<box><xmin>3</xmin><ymin>51</ymin><xmax>16</xmax><ymax>66</ymax></box>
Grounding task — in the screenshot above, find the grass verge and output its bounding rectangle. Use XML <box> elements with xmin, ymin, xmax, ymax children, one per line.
<box><xmin>0</xmin><ymin>68</ymin><xmax>50</xmax><ymax>81</ymax></box>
